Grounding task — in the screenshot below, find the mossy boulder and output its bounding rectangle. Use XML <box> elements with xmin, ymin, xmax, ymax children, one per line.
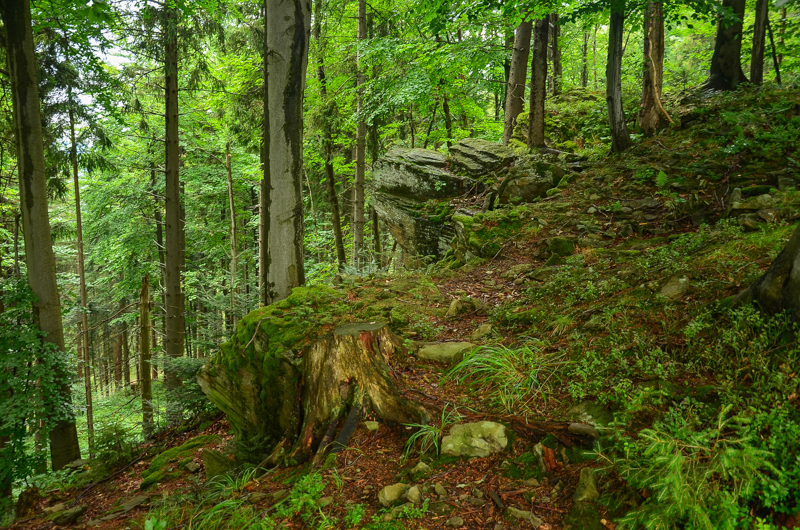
<box><xmin>448</xmin><ymin>138</ymin><xmax>515</xmax><ymax>176</ymax></box>
<box><xmin>140</xmin><ymin>434</ymin><xmax>218</xmax><ymax>489</ymax></box>
<box><xmin>197</xmin><ymin>286</ymin><xmax>347</xmax><ymax>443</ymax></box>
<box><xmin>500</xmin><ymin>156</ymin><xmax>566</xmax><ymax>204</ymax></box>
<box><xmin>451</xmin><ymin>205</ymin><xmax>536</xmax><ymax>261</ymax></box>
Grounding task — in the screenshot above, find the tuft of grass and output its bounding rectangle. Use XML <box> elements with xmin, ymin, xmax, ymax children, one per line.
<box><xmin>443</xmin><ymin>343</ymin><xmax>566</xmax><ymax>413</ymax></box>
<box><xmin>403</xmin><ymin>404</ymin><xmax>462</xmax><ymax>461</ymax></box>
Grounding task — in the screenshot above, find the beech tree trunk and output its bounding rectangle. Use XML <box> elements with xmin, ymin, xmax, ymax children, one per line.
<box><xmin>140</xmin><ymin>275</ymin><xmax>154</xmax><ymax>438</ymax></box>
<box><xmin>353</xmin><ymin>0</ymin><xmax>367</xmax><ymax>268</ymax></box>
<box><xmin>551</xmin><ymin>14</ymin><xmax>561</xmax><ymax>96</ymax></box>
<box><xmin>705</xmin><ymin>0</ymin><xmax>748</xmax><ymax>90</ymax></box>
<box><xmin>750</xmin><ymin>0</ymin><xmax>769</xmax><ymax>85</ymax></box>
<box><xmin>442</xmin><ymin>93</ymin><xmax>453</xmax><ymax>147</ymax></box>
<box><xmin>527</xmin><ymin>16</ymin><xmax>549</xmax><ymax>148</ymax></box>
<box><xmin>638</xmin><ymin>1</ymin><xmax>672</xmax><ymax>136</ymax></box>
<box><xmin>1</xmin><ymin>0</ymin><xmax>81</xmax><ymax>471</ymax></box>
<box><xmin>164</xmin><ymin>3</ymin><xmax>185</xmax><ymax>427</ymax></box>
<box><xmin>502</xmin><ymin>17</ymin><xmax>533</xmax><ymax>146</ymax></box>
<box><xmin>581</xmin><ymin>32</ymin><xmax>589</xmax><ymax>88</ymax></box>
<box><xmin>260</xmin><ymin>0</ymin><xmax>309</xmax><ymax>304</ymax></box>
<box><xmin>607</xmin><ymin>2</ymin><xmax>633</xmax><ymax>153</ymax></box>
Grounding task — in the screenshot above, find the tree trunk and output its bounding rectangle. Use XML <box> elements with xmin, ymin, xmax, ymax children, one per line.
<box><xmin>607</xmin><ymin>2</ymin><xmax>633</xmax><ymax>153</ymax></box>
<box><xmin>372</xmin><ymin>206</ymin><xmax>381</xmax><ymax>266</ymax></box>
<box><xmin>551</xmin><ymin>14</ymin><xmax>561</xmax><ymax>96</ymax></box>
<box><xmin>502</xmin><ymin>17</ymin><xmax>533</xmax><ymax>146</ymax></box>
<box><xmin>638</xmin><ymin>1</ymin><xmax>672</xmax><ymax>136</ymax></box>
<box><xmin>353</xmin><ymin>0</ymin><xmax>367</xmax><ymax>269</ymax></box>
<box><xmin>705</xmin><ymin>0</ymin><xmax>748</xmax><ymax>90</ymax></box>
<box><xmin>733</xmin><ymin>224</ymin><xmax>800</xmax><ymax>323</ymax></box>
<box><xmin>260</xmin><ymin>0</ymin><xmax>309</xmax><ymax>304</ymax></box>
<box><xmin>527</xmin><ymin>16</ymin><xmax>549</xmax><ymax>148</ymax></box>
<box><xmin>767</xmin><ymin>18</ymin><xmax>782</xmax><ymax>85</ymax></box>
<box><xmin>140</xmin><ymin>275</ymin><xmax>154</xmax><ymax>438</ymax></box>
<box><xmin>164</xmin><ymin>3</ymin><xmax>184</xmax><ymax>427</ymax></box>
<box><xmin>1</xmin><ymin>0</ymin><xmax>81</xmax><ymax>471</ymax></box>
<box><xmin>122</xmin><ymin>319</ymin><xmax>131</xmax><ymax>388</ymax></box>
<box><xmin>114</xmin><ymin>326</ymin><xmax>122</xmax><ymax>392</ymax></box>
<box><xmin>69</xmin><ymin>98</ymin><xmax>93</xmax><ymax>456</ymax></box>
<box><xmin>442</xmin><ymin>93</ymin><xmax>452</xmax><ymax>148</ymax></box>
<box><xmin>581</xmin><ymin>32</ymin><xmax>589</xmax><ymax>88</ymax></box>
<box><xmin>750</xmin><ymin>0</ymin><xmax>769</xmax><ymax>85</ymax></box>
<box><xmin>312</xmin><ymin>0</ymin><xmax>346</xmax><ymax>269</ymax></box>
<box><xmin>226</xmin><ymin>143</ymin><xmax>239</xmax><ymax>329</ymax></box>
<box><xmin>592</xmin><ymin>24</ymin><xmax>598</xmax><ymax>89</ymax></box>
<box><xmin>198</xmin><ymin>322</ymin><xmax>428</xmax><ymax>464</ymax></box>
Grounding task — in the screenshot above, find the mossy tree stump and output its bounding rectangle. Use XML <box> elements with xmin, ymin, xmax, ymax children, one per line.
<box><xmin>198</xmin><ymin>320</ymin><xmax>427</xmax><ymax>465</ymax></box>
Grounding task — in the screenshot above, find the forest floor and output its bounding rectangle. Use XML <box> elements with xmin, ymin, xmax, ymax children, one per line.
<box><xmin>9</xmin><ymin>85</ymin><xmax>800</xmax><ymax>530</ymax></box>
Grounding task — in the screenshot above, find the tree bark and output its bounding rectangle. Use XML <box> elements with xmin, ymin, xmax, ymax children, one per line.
<box><xmin>607</xmin><ymin>2</ymin><xmax>633</xmax><ymax>153</ymax></box>
<box><xmin>140</xmin><ymin>275</ymin><xmax>154</xmax><ymax>438</ymax></box>
<box><xmin>353</xmin><ymin>0</ymin><xmax>367</xmax><ymax>268</ymax></box>
<box><xmin>592</xmin><ymin>24</ymin><xmax>598</xmax><ymax>89</ymax></box>
<box><xmin>750</xmin><ymin>0</ymin><xmax>769</xmax><ymax>85</ymax></box>
<box><xmin>122</xmin><ymin>318</ymin><xmax>131</xmax><ymax>387</ymax></box>
<box><xmin>226</xmin><ymin>144</ymin><xmax>239</xmax><ymax>329</ymax></box>
<box><xmin>767</xmin><ymin>19</ymin><xmax>782</xmax><ymax>85</ymax></box>
<box><xmin>581</xmin><ymin>32</ymin><xmax>589</xmax><ymax>88</ymax></box>
<box><xmin>705</xmin><ymin>0</ymin><xmax>748</xmax><ymax>90</ymax></box>
<box><xmin>638</xmin><ymin>1</ymin><xmax>672</xmax><ymax>136</ymax></box>
<box><xmin>260</xmin><ymin>0</ymin><xmax>309</xmax><ymax>304</ymax></box>
<box><xmin>527</xmin><ymin>16</ymin><xmax>549</xmax><ymax>148</ymax></box>
<box><xmin>502</xmin><ymin>17</ymin><xmax>533</xmax><ymax>146</ymax></box>
<box><xmin>69</xmin><ymin>98</ymin><xmax>93</xmax><ymax>457</ymax></box>
<box><xmin>164</xmin><ymin>3</ymin><xmax>184</xmax><ymax>427</ymax></box>
<box><xmin>1</xmin><ymin>0</ymin><xmax>81</xmax><ymax>471</ymax></box>
<box><xmin>551</xmin><ymin>14</ymin><xmax>561</xmax><ymax>96</ymax></box>
<box><xmin>442</xmin><ymin>93</ymin><xmax>452</xmax><ymax>148</ymax></box>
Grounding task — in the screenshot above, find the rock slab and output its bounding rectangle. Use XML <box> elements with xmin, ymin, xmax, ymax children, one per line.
<box><xmin>416</xmin><ymin>342</ymin><xmax>474</xmax><ymax>364</ymax></box>
<box><xmin>441</xmin><ymin>421</ymin><xmax>508</xmax><ymax>457</ymax></box>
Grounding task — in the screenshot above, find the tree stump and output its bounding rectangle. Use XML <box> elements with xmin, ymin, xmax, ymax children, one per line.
<box><xmin>732</xmin><ymin>223</ymin><xmax>800</xmax><ymax>321</ymax></box>
<box><xmin>198</xmin><ymin>322</ymin><xmax>428</xmax><ymax>465</ymax></box>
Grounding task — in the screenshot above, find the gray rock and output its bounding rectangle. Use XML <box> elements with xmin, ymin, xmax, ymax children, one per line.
<box><xmin>446</xmin><ymin>516</ymin><xmax>465</xmax><ymax>527</ymax></box>
<box><xmin>272</xmin><ymin>489</ymin><xmax>288</xmax><ymax>499</ymax></box>
<box><xmin>472</xmin><ymin>487</ymin><xmax>484</xmax><ymax>499</ymax></box>
<box><xmin>562</xmin><ymin>501</ymin><xmax>604</xmax><ymax>530</ymax></box>
<box><xmin>430</xmin><ymin>501</ymin><xmax>454</xmax><ymax>515</ymax></box>
<box><xmin>410</xmin><ymin>461</ymin><xmax>432</xmax><ymax>478</ymax></box>
<box><xmin>63</xmin><ymin>459</ymin><xmax>89</xmax><ymax>470</ymax></box>
<box><xmin>506</xmin><ymin>506</ymin><xmax>544</xmax><ymax>527</ymax></box>
<box><xmin>42</xmin><ymin>503</ymin><xmax>66</xmax><ymax>515</ymax></box>
<box><xmin>364</xmin><ymin>421</ymin><xmax>380</xmax><ymax>432</ymax></box>
<box><xmin>501</xmin><ymin>264</ymin><xmax>536</xmax><ymax>280</ymax></box>
<box><xmin>434</xmin><ymin>483</ymin><xmax>448</xmax><ymax>498</ymax></box>
<box><xmin>202</xmin><ymin>449</ymin><xmax>234</xmax><ymax>481</ymax></box>
<box><xmin>52</xmin><ymin>505</ymin><xmax>87</xmax><ymax>526</ymax></box>
<box><xmin>500</xmin><ymin>158</ymin><xmax>566</xmax><ymax>204</ymax></box>
<box><xmin>445</xmin><ymin>299</ymin><xmax>467</xmax><ymax>318</ymax></box>
<box><xmin>379</xmin><ymin>483</ymin><xmax>410</xmax><ymax>507</ymax></box>
<box><xmin>465</xmin><ymin>496</ymin><xmax>486</xmax><ymax>506</ymax></box>
<box><xmin>573</xmin><ymin>468</ymin><xmax>599</xmax><ymax>502</ymax></box>
<box><xmin>391</xmin><ymin>502</ymin><xmax>414</xmax><ymax>516</ymax></box>
<box><xmin>416</xmin><ymin>342</ymin><xmax>474</xmax><ymax>364</ymax></box>
<box><xmin>470</xmin><ymin>323</ymin><xmax>493</xmax><ymax>340</ymax></box>
<box><xmin>184</xmin><ymin>461</ymin><xmax>201</xmax><ymax>473</ymax></box>
<box><xmin>546</xmin><ymin>237</ymin><xmax>575</xmax><ymax>257</ymax></box>
<box><xmin>449</xmin><ymin>138</ymin><xmax>515</xmax><ymax>176</ymax></box>
<box><xmin>318</xmin><ymin>496</ymin><xmax>334</xmax><ymax>508</ymax></box>
<box><xmin>522</xmin><ymin>478</ymin><xmax>540</xmax><ymax>487</ymax></box>
<box><xmin>568</xmin><ymin>423</ymin><xmax>600</xmax><ymax>439</ymax></box>
<box><xmin>566</xmin><ymin>401</ymin><xmax>613</xmax><ymax>427</ymax></box>
<box><xmin>441</xmin><ymin>421</ymin><xmax>508</xmax><ymax>458</ymax></box>
<box><xmin>374</xmin><ymin>147</ymin><xmax>477</xmax><ymax>200</ymax></box>
<box><xmin>121</xmin><ymin>495</ymin><xmax>149</xmax><ymax>512</ymax></box>
<box><xmin>248</xmin><ymin>492</ymin><xmax>269</xmax><ymax>504</ymax></box>
<box><xmin>659</xmin><ymin>276</ymin><xmax>689</xmax><ymax>299</ymax></box>
<box><xmin>406</xmin><ymin>486</ymin><xmax>423</xmax><ymax>505</ymax></box>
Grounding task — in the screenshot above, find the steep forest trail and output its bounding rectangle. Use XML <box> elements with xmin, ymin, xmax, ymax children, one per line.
<box><xmin>10</xmin><ymin>86</ymin><xmax>800</xmax><ymax>530</ymax></box>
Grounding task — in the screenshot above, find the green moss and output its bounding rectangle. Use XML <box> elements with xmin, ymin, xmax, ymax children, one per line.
<box><xmin>140</xmin><ymin>434</ymin><xmax>218</xmax><ymax>489</ymax></box>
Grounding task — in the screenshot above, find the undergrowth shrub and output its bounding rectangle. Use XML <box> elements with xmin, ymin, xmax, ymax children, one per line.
<box><xmin>93</xmin><ymin>423</ymin><xmax>138</xmax><ymax>473</ymax></box>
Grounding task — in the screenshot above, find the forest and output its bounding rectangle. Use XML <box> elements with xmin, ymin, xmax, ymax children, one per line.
<box><xmin>1</xmin><ymin>0</ymin><xmax>800</xmax><ymax>527</ymax></box>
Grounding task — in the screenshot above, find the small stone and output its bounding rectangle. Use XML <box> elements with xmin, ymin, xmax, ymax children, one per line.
<box><xmin>466</xmin><ymin>496</ymin><xmax>486</xmax><ymax>507</ymax></box>
<box><xmin>659</xmin><ymin>276</ymin><xmax>689</xmax><ymax>300</ymax></box>
<box><xmin>522</xmin><ymin>478</ymin><xmax>540</xmax><ymax>487</ymax></box>
<box><xmin>391</xmin><ymin>502</ymin><xmax>414</xmax><ymax>515</ymax></box>
<box><xmin>272</xmin><ymin>489</ymin><xmax>288</xmax><ymax>499</ymax></box>
<box><xmin>589</xmin><ymin>194</ymin><xmax>601</xmax><ymax>201</ymax></box>
<box><xmin>378</xmin><ymin>483</ymin><xmax>410</xmax><ymax>507</ymax></box>
<box><xmin>53</xmin><ymin>505</ymin><xmax>88</xmax><ymax>526</ymax></box>
<box><xmin>573</xmin><ymin>467</ymin><xmax>600</xmax><ymax>502</ymax></box>
<box><xmin>441</xmin><ymin>421</ymin><xmax>508</xmax><ymax>458</ymax></box>
<box><xmin>318</xmin><ymin>496</ymin><xmax>334</xmax><ymax>508</ymax></box>
<box><xmin>472</xmin><ymin>487</ymin><xmax>484</xmax><ymax>499</ymax></box>
<box><xmin>42</xmin><ymin>503</ymin><xmax>66</xmax><ymax>515</ymax></box>
<box><xmin>445</xmin><ymin>299</ymin><xmax>466</xmax><ymax>318</ymax></box>
<box><xmin>568</xmin><ymin>423</ymin><xmax>600</xmax><ymax>439</ymax></box>
<box><xmin>434</xmin><ymin>483</ymin><xmax>448</xmax><ymax>498</ymax></box>
<box><xmin>469</xmin><ymin>323</ymin><xmax>493</xmax><ymax>341</ymax></box>
<box><xmin>406</xmin><ymin>486</ymin><xmax>422</xmax><ymax>505</ymax></box>
<box><xmin>430</xmin><ymin>501</ymin><xmax>454</xmax><ymax>515</ymax></box>
<box><xmin>248</xmin><ymin>492</ymin><xmax>269</xmax><ymax>504</ymax></box>
<box><xmin>364</xmin><ymin>421</ymin><xmax>380</xmax><ymax>432</ymax></box>
<box><xmin>506</xmin><ymin>506</ymin><xmax>544</xmax><ymax>527</ymax></box>
<box><xmin>121</xmin><ymin>495</ymin><xmax>149</xmax><ymax>512</ymax></box>
<box><xmin>410</xmin><ymin>461</ymin><xmax>432</xmax><ymax>478</ymax></box>
<box><xmin>494</xmin><ymin>524</ymin><xmax>505</xmax><ymax>530</ymax></box>
<box><xmin>184</xmin><ymin>462</ymin><xmax>201</xmax><ymax>473</ymax></box>
<box><xmin>64</xmin><ymin>459</ymin><xmax>90</xmax><ymax>470</ymax></box>
<box><xmin>446</xmin><ymin>516</ymin><xmax>465</xmax><ymax>527</ymax></box>
<box><xmin>416</xmin><ymin>342</ymin><xmax>474</xmax><ymax>364</ymax></box>
<box><xmin>381</xmin><ymin>513</ymin><xmax>394</xmax><ymax>522</ymax></box>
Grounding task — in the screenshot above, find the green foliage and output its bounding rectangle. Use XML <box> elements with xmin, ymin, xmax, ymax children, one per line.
<box><xmin>444</xmin><ymin>343</ymin><xmax>565</xmax><ymax>412</ymax></box>
<box><xmin>600</xmin><ymin>406</ymin><xmax>769</xmax><ymax>530</ymax></box>
<box><xmin>140</xmin><ymin>434</ymin><xmax>218</xmax><ymax>489</ymax></box>
<box><xmin>274</xmin><ymin>472</ymin><xmax>326</xmax><ymax>522</ymax></box>
<box><xmin>93</xmin><ymin>423</ymin><xmax>137</xmax><ymax>473</ymax></box>
<box><xmin>158</xmin><ymin>355</ymin><xmax>218</xmax><ymax>419</ymax></box>
<box><xmin>344</xmin><ymin>502</ymin><xmax>367</xmax><ymax>526</ymax></box>
<box><xmin>403</xmin><ymin>404</ymin><xmax>462</xmax><ymax>460</ymax></box>
<box><xmin>0</xmin><ymin>277</ymin><xmax>76</xmax><ymax>489</ymax></box>
<box><xmin>395</xmin><ymin>498</ymin><xmax>429</xmax><ymax>519</ymax></box>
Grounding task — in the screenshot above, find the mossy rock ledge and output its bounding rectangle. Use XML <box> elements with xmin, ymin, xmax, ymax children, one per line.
<box><xmin>197</xmin><ymin>287</ymin><xmax>427</xmax><ymax>461</ymax></box>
